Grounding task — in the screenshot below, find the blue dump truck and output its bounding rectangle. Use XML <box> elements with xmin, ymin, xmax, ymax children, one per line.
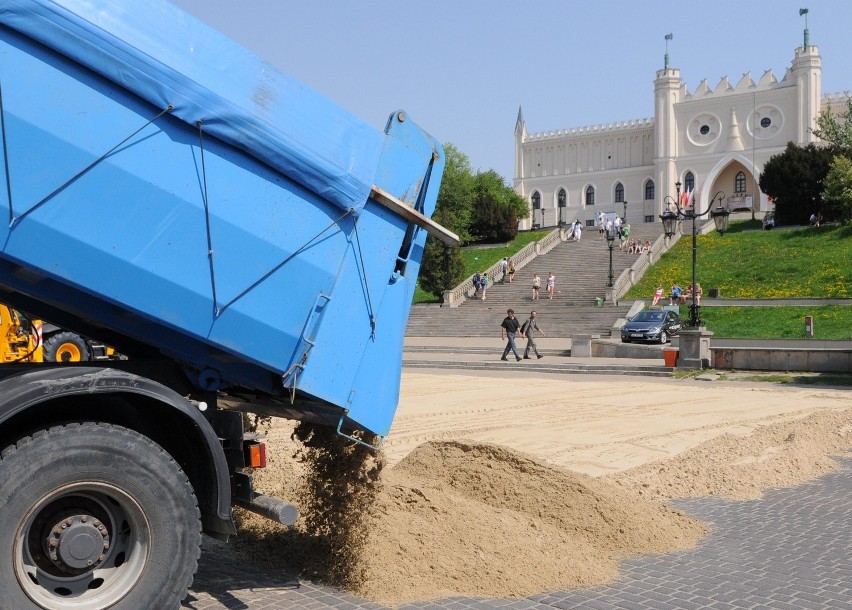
<box><xmin>0</xmin><ymin>1</ymin><xmax>457</xmax><ymax>607</ymax></box>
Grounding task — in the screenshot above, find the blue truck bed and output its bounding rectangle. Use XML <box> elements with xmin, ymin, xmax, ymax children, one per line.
<box><xmin>0</xmin><ymin>0</ymin><xmax>451</xmax><ymax>436</ymax></box>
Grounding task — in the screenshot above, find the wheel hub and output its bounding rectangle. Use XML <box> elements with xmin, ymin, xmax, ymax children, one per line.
<box><xmin>47</xmin><ymin>515</ymin><xmax>110</xmax><ymax>571</ymax></box>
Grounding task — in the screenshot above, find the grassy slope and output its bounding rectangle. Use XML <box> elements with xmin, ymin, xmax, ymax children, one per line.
<box><xmin>625</xmin><ymin>222</ymin><xmax>851</xmax><ymax>299</ymax></box>
<box><xmin>623</xmin><ymin>222</ymin><xmax>851</xmax><ymax>339</ymax></box>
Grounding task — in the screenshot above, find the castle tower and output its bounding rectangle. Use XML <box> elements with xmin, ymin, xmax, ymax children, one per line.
<box><xmin>653</xmin><ymin>60</ymin><xmax>683</xmax><ymax>214</ymax></box>
<box><xmin>791</xmin><ymin>30</ymin><xmax>821</xmax><ymax>143</ymax></box>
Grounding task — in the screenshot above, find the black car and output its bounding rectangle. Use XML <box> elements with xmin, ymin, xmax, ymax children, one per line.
<box><xmin>620</xmin><ymin>309</ymin><xmax>682</xmax><ymax>344</ymax></box>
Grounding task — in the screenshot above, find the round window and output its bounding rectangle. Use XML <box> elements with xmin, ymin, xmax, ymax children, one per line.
<box><xmin>760</xmin><ymin>117</ymin><xmax>772</xmax><ymax>128</ymax></box>
<box><xmin>699</xmin><ymin>125</ymin><xmax>710</xmax><ymax>135</ymax></box>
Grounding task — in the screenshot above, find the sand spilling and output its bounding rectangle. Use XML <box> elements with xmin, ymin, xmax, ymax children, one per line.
<box><xmin>231</xmin><ymin>373</ymin><xmax>852</xmax><ymax>606</ymax></box>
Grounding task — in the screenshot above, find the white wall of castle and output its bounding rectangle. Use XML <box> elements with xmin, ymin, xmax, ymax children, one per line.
<box><xmin>514</xmin><ymin>41</ymin><xmax>835</xmax><ymax>231</ymax></box>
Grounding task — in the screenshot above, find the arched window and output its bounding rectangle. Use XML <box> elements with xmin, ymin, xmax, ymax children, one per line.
<box><xmin>735</xmin><ymin>171</ymin><xmax>746</xmax><ymax>193</ymax></box>
<box><xmin>557</xmin><ymin>188</ymin><xmax>567</xmax><ymax>207</ymax></box>
<box><xmin>684</xmin><ymin>172</ymin><xmax>695</xmax><ymax>192</ymax></box>
<box><xmin>614</xmin><ymin>183</ymin><xmax>624</xmax><ymax>203</ymax></box>
<box><xmin>585</xmin><ymin>185</ymin><xmax>595</xmax><ymax>206</ymax></box>
<box><xmin>532</xmin><ymin>191</ymin><xmax>541</xmax><ymax>209</ymax></box>
<box><xmin>644</xmin><ymin>179</ymin><xmax>655</xmax><ymax>200</ymax></box>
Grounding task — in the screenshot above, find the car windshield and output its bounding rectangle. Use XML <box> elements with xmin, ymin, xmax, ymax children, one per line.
<box><xmin>632</xmin><ymin>311</ymin><xmax>665</xmax><ymax>322</ymax></box>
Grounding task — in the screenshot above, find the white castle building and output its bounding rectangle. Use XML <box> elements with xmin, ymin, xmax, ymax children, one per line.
<box><xmin>513</xmin><ymin>24</ymin><xmax>847</xmax><ymax>230</ymax></box>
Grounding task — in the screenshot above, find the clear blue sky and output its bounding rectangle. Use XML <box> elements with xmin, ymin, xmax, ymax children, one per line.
<box><xmin>171</xmin><ymin>1</ymin><xmax>852</xmax><ymax>183</ymax></box>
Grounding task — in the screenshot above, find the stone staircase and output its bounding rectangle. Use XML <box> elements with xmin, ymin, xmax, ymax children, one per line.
<box><xmin>406</xmin><ymin>221</ymin><xmax>663</xmax><ymax>338</ymax></box>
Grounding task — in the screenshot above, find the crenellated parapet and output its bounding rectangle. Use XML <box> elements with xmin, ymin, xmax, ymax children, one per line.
<box><xmin>526</xmin><ymin>117</ymin><xmax>654</xmax><ymax>141</ymax></box>
<box><xmin>683</xmin><ymin>69</ymin><xmax>792</xmax><ymax>101</ymax></box>
<box><xmin>822</xmin><ymin>91</ymin><xmax>851</xmax><ymax>113</ymax></box>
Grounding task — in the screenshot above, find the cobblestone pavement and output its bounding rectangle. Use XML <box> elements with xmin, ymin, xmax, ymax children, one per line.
<box><xmin>184</xmin><ymin>458</ymin><xmax>852</xmax><ymax>610</ymax></box>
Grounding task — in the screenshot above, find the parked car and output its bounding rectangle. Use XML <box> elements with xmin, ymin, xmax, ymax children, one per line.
<box><xmin>762</xmin><ymin>212</ymin><xmax>775</xmax><ymax>230</ymax></box>
<box><xmin>620</xmin><ymin>309</ymin><xmax>682</xmax><ymax>344</ymax></box>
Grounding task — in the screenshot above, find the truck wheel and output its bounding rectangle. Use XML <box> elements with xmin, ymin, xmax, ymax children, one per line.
<box><xmin>42</xmin><ymin>332</ymin><xmax>91</xmax><ymax>362</ymax></box>
<box><xmin>0</xmin><ymin>423</ymin><xmax>201</xmax><ymax>610</ymax></box>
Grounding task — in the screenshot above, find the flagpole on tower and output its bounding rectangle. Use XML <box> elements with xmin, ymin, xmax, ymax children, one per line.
<box><xmin>799</xmin><ymin>8</ymin><xmax>809</xmax><ymax>47</ymax></box>
<box><xmin>664</xmin><ymin>33</ymin><xmax>673</xmax><ymax>69</ymax></box>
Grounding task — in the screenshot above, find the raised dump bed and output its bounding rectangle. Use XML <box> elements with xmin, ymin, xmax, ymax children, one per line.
<box><xmin>0</xmin><ymin>0</ymin><xmax>455</xmax><ymax>438</ymax></box>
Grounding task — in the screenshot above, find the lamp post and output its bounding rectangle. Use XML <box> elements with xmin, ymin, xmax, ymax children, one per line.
<box><xmin>605</xmin><ymin>223</ymin><xmax>617</xmax><ymax>287</ymax></box>
<box><xmin>660</xmin><ymin>187</ymin><xmax>730</xmax><ymax>328</ymax></box>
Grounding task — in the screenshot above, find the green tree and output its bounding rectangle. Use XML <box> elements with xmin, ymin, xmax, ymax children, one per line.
<box><xmin>434</xmin><ymin>143</ymin><xmax>475</xmax><ymax>243</ymax></box>
<box><xmin>418</xmin><ymin>144</ymin><xmax>528</xmax><ymax>297</ymax></box>
<box><xmin>470</xmin><ymin>170</ymin><xmax>526</xmax><ymax>242</ymax></box>
<box><xmin>813</xmin><ymin>96</ymin><xmax>852</xmax><ymax>152</ymax></box>
<box><xmin>759</xmin><ymin>142</ymin><xmax>836</xmax><ymax>226</ymax></box>
<box><xmin>417</xmin><ymin>208</ymin><xmax>466</xmax><ymax>299</ymax></box>
<box><xmin>822</xmin><ymin>155</ymin><xmax>852</xmax><ymax>222</ymax></box>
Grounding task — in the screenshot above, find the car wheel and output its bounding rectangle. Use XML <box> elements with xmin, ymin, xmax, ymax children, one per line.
<box><xmin>659</xmin><ymin>331</ymin><xmax>668</xmax><ymax>344</ymax></box>
<box><xmin>621</xmin><ymin>338</ymin><xmax>630</xmax><ymax>343</ymax></box>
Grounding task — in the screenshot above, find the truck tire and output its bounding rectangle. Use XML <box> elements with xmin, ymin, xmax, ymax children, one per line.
<box><xmin>0</xmin><ymin>423</ymin><xmax>201</xmax><ymax>610</ymax></box>
<box><xmin>42</xmin><ymin>332</ymin><xmax>91</xmax><ymax>362</ymax></box>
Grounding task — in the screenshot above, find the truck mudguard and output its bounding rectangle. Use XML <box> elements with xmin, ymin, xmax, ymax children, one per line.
<box><xmin>0</xmin><ymin>366</ymin><xmax>235</xmax><ymax>538</ymax></box>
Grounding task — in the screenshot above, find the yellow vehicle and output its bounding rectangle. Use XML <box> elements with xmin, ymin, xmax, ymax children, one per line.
<box><xmin>0</xmin><ymin>303</ymin><xmax>116</xmax><ymax>363</ymax></box>
<box><xmin>0</xmin><ymin>304</ymin><xmax>42</xmax><ymax>363</ymax></box>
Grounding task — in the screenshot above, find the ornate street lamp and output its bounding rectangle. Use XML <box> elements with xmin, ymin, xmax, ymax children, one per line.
<box><xmin>659</xmin><ymin>185</ymin><xmax>729</xmax><ymax>328</ymax></box>
<box><xmin>605</xmin><ymin>222</ymin><xmax>617</xmax><ymax>287</ymax></box>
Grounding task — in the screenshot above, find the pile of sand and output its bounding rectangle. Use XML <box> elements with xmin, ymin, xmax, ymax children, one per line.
<box><xmin>610</xmin><ymin>407</ymin><xmax>852</xmax><ymax>501</ymax></box>
<box><xmin>234</xmin><ymin>431</ymin><xmax>704</xmax><ymax>606</ymax></box>
<box><xmin>230</xmin><ymin>382</ymin><xmax>852</xmax><ymax>607</ymax></box>
<box><xmin>358</xmin><ymin>440</ymin><xmax>704</xmax><ymax>605</ymax></box>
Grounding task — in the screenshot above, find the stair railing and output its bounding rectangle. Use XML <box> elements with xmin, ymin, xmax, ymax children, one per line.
<box><xmin>608</xmin><ymin>217</ymin><xmax>718</xmax><ymax>303</ymax></box>
<box><xmin>441</xmin><ymin>227</ymin><xmax>564</xmax><ymax>307</ymax></box>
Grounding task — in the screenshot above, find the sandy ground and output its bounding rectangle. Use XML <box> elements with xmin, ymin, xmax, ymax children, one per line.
<box><xmin>236</xmin><ymin>371</ymin><xmax>852</xmax><ymax>607</ymax></box>
<box><xmin>384</xmin><ymin>371</ymin><xmax>851</xmax><ymax>476</ymax></box>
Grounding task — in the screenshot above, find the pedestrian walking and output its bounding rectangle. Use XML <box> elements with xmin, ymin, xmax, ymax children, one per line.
<box><xmin>546</xmin><ymin>272</ymin><xmax>555</xmax><ymax>299</ymax></box>
<box><xmin>480</xmin><ymin>274</ymin><xmax>489</xmax><ymax>300</ymax></box>
<box><xmin>532</xmin><ymin>273</ymin><xmax>541</xmax><ymax>300</ymax></box>
<box><xmin>500</xmin><ymin>309</ymin><xmax>523</xmax><ymax>361</ymax></box>
<box><xmin>521</xmin><ymin>310</ymin><xmax>544</xmax><ymax>359</ymax></box>
<box><xmin>507</xmin><ymin>258</ymin><xmax>516</xmax><ymax>283</ymax></box>
<box><xmin>473</xmin><ymin>271</ymin><xmax>482</xmax><ymax>297</ymax></box>
<box><xmin>500</xmin><ymin>257</ymin><xmax>508</xmax><ymax>283</ymax></box>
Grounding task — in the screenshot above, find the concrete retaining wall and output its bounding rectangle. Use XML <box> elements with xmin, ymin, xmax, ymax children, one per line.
<box><xmin>711</xmin><ymin>348</ymin><xmax>852</xmax><ymax>373</ymax></box>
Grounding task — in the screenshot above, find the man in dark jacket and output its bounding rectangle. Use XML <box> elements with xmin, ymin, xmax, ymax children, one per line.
<box><xmin>500</xmin><ymin>309</ymin><xmax>523</xmax><ymax>361</ymax></box>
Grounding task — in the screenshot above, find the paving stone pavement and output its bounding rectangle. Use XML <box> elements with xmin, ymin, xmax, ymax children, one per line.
<box><xmin>184</xmin><ymin>458</ymin><xmax>852</xmax><ymax>610</ymax></box>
